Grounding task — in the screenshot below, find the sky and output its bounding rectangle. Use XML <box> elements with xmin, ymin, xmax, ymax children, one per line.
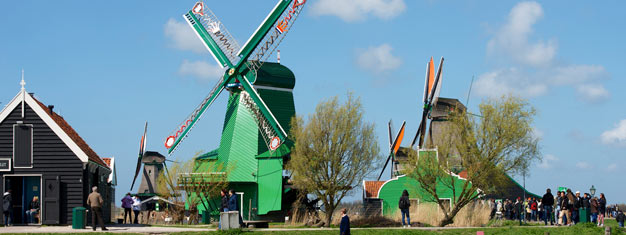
<box><xmin>1</xmin><ymin>1</ymin><xmax>625</xmax><ymax>206</ymax></box>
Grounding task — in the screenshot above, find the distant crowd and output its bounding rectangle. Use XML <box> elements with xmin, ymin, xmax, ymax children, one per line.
<box><xmin>490</xmin><ymin>188</ymin><xmax>624</xmax><ymax>227</ymax></box>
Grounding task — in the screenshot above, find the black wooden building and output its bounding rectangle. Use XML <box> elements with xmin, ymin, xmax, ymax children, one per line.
<box><xmin>0</xmin><ymin>87</ymin><xmax>113</xmax><ymax>225</ymax></box>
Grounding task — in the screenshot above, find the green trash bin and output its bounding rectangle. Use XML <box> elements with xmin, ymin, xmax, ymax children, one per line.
<box><xmin>579</xmin><ymin>207</ymin><xmax>590</xmax><ymax>223</ymax></box>
<box><xmin>72</xmin><ymin>207</ymin><xmax>87</xmax><ymax>229</ymax></box>
<box><xmin>202</xmin><ymin>210</ymin><xmax>210</xmax><ymax>224</ymax></box>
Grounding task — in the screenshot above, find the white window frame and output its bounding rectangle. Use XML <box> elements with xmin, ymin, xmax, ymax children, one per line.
<box><xmin>13</xmin><ymin>124</ymin><xmax>34</xmax><ymax>169</ymax></box>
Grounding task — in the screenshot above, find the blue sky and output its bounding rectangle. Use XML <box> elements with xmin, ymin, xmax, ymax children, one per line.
<box><xmin>1</xmin><ymin>1</ymin><xmax>625</xmax><ymax>205</ymax></box>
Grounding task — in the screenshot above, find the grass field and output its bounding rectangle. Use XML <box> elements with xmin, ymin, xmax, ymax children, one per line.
<box><xmin>170</xmin><ymin>219</ymin><xmax>626</xmax><ymax>235</ymax></box>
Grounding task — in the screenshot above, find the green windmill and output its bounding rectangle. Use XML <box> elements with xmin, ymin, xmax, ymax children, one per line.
<box><xmin>164</xmin><ymin>1</ymin><xmax>307</xmax><ymax>220</ymax></box>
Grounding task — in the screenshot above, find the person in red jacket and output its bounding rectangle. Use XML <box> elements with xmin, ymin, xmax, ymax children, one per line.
<box><xmin>530</xmin><ymin>198</ymin><xmax>538</xmax><ymax>221</ymax></box>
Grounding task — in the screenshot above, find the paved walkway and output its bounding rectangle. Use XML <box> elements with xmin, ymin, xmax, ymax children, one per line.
<box><xmin>0</xmin><ymin>224</ymin><xmax>212</xmax><ymax>233</ymax></box>
<box><xmin>0</xmin><ymin>224</ymin><xmax>565</xmax><ymax>234</ymax></box>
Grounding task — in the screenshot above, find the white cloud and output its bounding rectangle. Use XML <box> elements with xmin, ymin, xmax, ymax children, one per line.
<box><xmin>164</xmin><ymin>18</ymin><xmax>206</xmax><ymax>53</ymax></box>
<box><xmin>608</xmin><ymin>163</ymin><xmax>618</xmax><ymax>172</ymax></box>
<box><xmin>476</xmin><ymin>1</ymin><xmax>610</xmax><ymax>103</ymax></box>
<box><xmin>178</xmin><ymin>60</ymin><xmax>223</xmax><ymax>83</ymax></box>
<box><xmin>487</xmin><ymin>1</ymin><xmax>555</xmax><ymax>67</ymax></box>
<box><xmin>474</xmin><ymin>68</ymin><xmax>548</xmax><ymax>98</ymax></box>
<box><xmin>537</xmin><ymin>154</ymin><xmax>558</xmax><ymax>169</ymax></box>
<box><xmin>355</xmin><ymin>44</ymin><xmax>402</xmax><ymax>74</ymax></box>
<box><xmin>601</xmin><ymin>120</ymin><xmax>626</xmax><ymax>146</ymax></box>
<box><xmin>576</xmin><ymin>84</ymin><xmax>610</xmax><ymax>103</ymax></box>
<box><xmin>575</xmin><ymin>161</ymin><xmax>592</xmax><ymax>169</ymax></box>
<box><xmin>311</xmin><ymin>0</ymin><xmax>406</xmax><ymax>22</ymax></box>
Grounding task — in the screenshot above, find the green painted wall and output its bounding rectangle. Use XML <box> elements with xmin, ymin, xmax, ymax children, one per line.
<box><xmin>257</xmin><ymin>158</ymin><xmax>284</xmax><ymax>214</ymax></box>
<box><xmin>378</xmin><ymin>175</ymin><xmax>469</xmax><ymax>216</ymax></box>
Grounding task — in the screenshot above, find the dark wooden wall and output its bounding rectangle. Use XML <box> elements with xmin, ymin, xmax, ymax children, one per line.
<box><xmin>0</xmin><ymin>103</ymin><xmax>94</xmax><ymax>224</ymax></box>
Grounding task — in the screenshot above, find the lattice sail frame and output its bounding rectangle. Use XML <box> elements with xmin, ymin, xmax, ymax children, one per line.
<box><xmin>240</xmin><ymin>91</ymin><xmax>280</xmax><ymax>152</ymax></box>
<box><xmin>246</xmin><ymin>0</ymin><xmax>306</xmax><ymax>72</ymax></box>
<box><xmin>191</xmin><ymin>3</ymin><xmax>241</xmax><ymax>66</ymax></box>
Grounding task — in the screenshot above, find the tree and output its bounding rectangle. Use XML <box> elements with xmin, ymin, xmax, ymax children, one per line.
<box><xmin>156</xmin><ymin>153</ymin><xmax>229</xmax><ymax>224</ymax></box>
<box><xmin>405</xmin><ymin>95</ymin><xmax>541</xmax><ymax>227</ymax></box>
<box><xmin>287</xmin><ymin>94</ymin><xmax>380</xmax><ymax>226</ymax></box>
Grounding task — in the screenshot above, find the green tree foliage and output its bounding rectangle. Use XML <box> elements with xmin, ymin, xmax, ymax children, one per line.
<box><xmin>288</xmin><ymin>94</ymin><xmax>380</xmax><ymax>226</ymax></box>
<box><xmin>405</xmin><ymin>95</ymin><xmax>541</xmax><ymax>227</ymax></box>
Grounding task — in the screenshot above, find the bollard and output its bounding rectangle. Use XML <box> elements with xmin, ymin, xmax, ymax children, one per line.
<box><xmin>605</xmin><ymin>226</ymin><xmax>611</xmax><ymax>235</ymax></box>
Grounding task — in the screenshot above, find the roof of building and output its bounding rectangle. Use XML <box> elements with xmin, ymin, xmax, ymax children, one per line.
<box><xmin>364</xmin><ymin>181</ymin><xmax>386</xmax><ymax>198</ymax></box>
<box><xmin>102</xmin><ymin>158</ymin><xmax>111</xmax><ymax>167</ymax></box>
<box><xmin>31</xmin><ymin>96</ymin><xmax>109</xmax><ymax>169</ymax></box>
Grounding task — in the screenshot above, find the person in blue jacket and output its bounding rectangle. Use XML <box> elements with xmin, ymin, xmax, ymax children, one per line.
<box><xmin>339</xmin><ymin>208</ymin><xmax>350</xmax><ymax>235</ymax></box>
<box><xmin>228</xmin><ymin>189</ymin><xmax>243</xmax><ymax>227</ymax></box>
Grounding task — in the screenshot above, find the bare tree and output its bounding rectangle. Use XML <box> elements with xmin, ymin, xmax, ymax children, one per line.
<box><xmin>156</xmin><ymin>154</ymin><xmax>229</xmax><ymax>224</ymax></box>
<box><xmin>287</xmin><ymin>93</ymin><xmax>380</xmax><ymax>226</ymax></box>
<box><xmin>405</xmin><ymin>95</ymin><xmax>541</xmax><ymax>227</ymax></box>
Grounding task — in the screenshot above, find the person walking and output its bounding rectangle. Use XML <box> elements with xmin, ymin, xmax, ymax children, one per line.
<box><xmin>121</xmin><ymin>193</ymin><xmax>133</xmax><ymax>224</ymax></box>
<box><xmin>399</xmin><ymin>190</ymin><xmax>411</xmax><ymax>228</ymax></box>
<box><xmin>529</xmin><ymin>198</ymin><xmax>537</xmax><ymax>221</ymax></box>
<box><xmin>339</xmin><ymin>208</ymin><xmax>350</xmax><ymax>235</ymax></box>
<box><xmin>559</xmin><ymin>191</ymin><xmax>570</xmax><ymax>225</ymax></box>
<box><xmin>572</xmin><ymin>191</ymin><xmax>582</xmax><ymax>224</ymax></box>
<box><xmin>3</xmin><ymin>190</ymin><xmax>12</xmax><ymax>226</ymax></box>
<box><xmin>228</xmin><ymin>189</ymin><xmax>243</xmax><ymax>227</ymax></box>
<box><xmin>598</xmin><ymin>193</ymin><xmax>607</xmax><ymax>226</ymax></box>
<box><xmin>542</xmin><ymin>189</ymin><xmax>554</xmax><ymax>225</ymax></box>
<box><xmin>515</xmin><ymin>197</ymin><xmax>523</xmax><ymax>225</ymax></box>
<box><xmin>86</xmin><ymin>186</ymin><xmax>107</xmax><ymax>231</ymax></box>
<box><xmin>25</xmin><ymin>196</ymin><xmax>39</xmax><ymax>224</ymax></box>
<box><xmin>132</xmin><ymin>196</ymin><xmax>141</xmax><ymax>224</ymax></box>
<box><xmin>555</xmin><ymin>191</ymin><xmax>561</xmax><ymax>225</ymax></box>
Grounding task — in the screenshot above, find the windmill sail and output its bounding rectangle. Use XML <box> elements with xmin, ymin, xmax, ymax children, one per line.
<box><xmin>378</xmin><ymin>121</ymin><xmax>406</xmax><ymax>181</ymax></box>
<box><xmin>131</xmin><ymin>122</ymin><xmax>148</xmax><ymax>190</ymax></box>
<box><xmin>411</xmin><ymin>57</ymin><xmax>445</xmax><ymax>148</ymax></box>
<box><xmin>188</xmin><ymin>2</ymin><xmax>241</xmax><ymax>67</ymax></box>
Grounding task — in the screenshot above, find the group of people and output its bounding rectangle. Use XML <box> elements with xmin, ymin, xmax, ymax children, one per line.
<box><xmin>219</xmin><ymin>189</ymin><xmax>243</xmax><ymax>228</ymax></box>
<box><xmin>121</xmin><ymin>193</ymin><xmax>142</xmax><ymax>224</ymax></box>
<box><xmin>490</xmin><ymin>188</ymin><xmax>615</xmax><ymax>227</ymax></box>
<box><xmin>3</xmin><ymin>190</ymin><xmax>40</xmax><ymax>226</ymax></box>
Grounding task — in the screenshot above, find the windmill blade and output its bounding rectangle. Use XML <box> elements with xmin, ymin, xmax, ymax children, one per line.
<box><xmin>387</xmin><ymin>120</ymin><xmax>393</xmax><ymax>151</ymax></box>
<box><xmin>411</xmin><ymin>58</ymin><xmax>435</xmax><ymax>148</ymax></box>
<box><xmin>236</xmin><ymin>0</ymin><xmax>307</xmax><ymax>71</ymax></box>
<box><xmin>165</xmin><ymin>75</ymin><xmax>228</xmax><ymax>154</ymax></box>
<box><xmin>183</xmin><ymin>7</ymin><xmax>235</xmax><ymax>68</ymax></box>
<box><xmin>423</xmin><ymin>57</ymin><xmax>435</xmax><ymax>103</ymax></box>
<box><xmin>131</xmin><ymin>122</ymin><xmax>148</xmax><ymax>191</ymax></box>
<box><xmin>430</xmin><ymin>57</ymin><xmax>445</xmax><ymax>109</ymax></box>
<box><xmin>186</xmin><ymin>2</ymin><xmax>241</xmax><ymax>67</ymax></box>
<box><xmin>377</xmin><ymin>121</ymin><xmax>406</xmax><ymax>181</ymax></box>
<box><xmin>245</xmin><ymin>0</ymin><xmax>308</xmax><ymax>71</ymax></box>
<box><xmin>238</xmin><ymin>74</ymin><xmax>288</xmax><ymax>151</ymax></box>
<box><xmin>391</xmin><ymin>121</ymin><xmax>406</xmax><ymax>155</ymax></box>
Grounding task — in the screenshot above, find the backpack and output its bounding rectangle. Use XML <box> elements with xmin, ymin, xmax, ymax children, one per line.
<box><xmin>399</xmin><ymin>197</ymin><xmax>409</xmax><ymax>209</ymax></box>
<box><xmin>2</xmin><ymin>195</ymin><xmax>10</xmax><ymax>212</ymax></box>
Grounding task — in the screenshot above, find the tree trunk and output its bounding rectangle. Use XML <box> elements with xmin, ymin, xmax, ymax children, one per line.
<box><xmin>438</xmin><ymin>203</ymin><xmax>463</xmax><ymax>227</ymax></box>
<box><xmin>325</xmin><ymin>205</ymin><xmax>335</xmax><ymax>227</ymax></box>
